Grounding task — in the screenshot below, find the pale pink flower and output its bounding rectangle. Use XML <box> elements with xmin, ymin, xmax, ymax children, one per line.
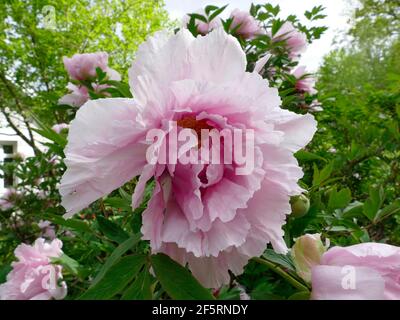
<box><xmin>59</xmin><ymin>83</ymin><xmax>117</xmax><ymax>108</ymax></box>
<box><xmin>59</xmin><ymin>29</ymin><xmax>317</xmax><ymax>288</ymax></box>
<box><xmin>293</xmin><ymin>66</ymin><xmax>317</xmax><ymax>95</ymax></box>
<box><xmin>63</xmin><ymin>52</ymin><xmax>121</xmax><ymax>81</ymax></box>
<box><xmin>0</xmin><ymin>188</ymin><xmax>18</xmax><ymax>211</ymax></box>
<box><xmin>51</xmin><ymin>123</ymin><xmax>70</xmax><ymax>134</ymax></box>
<box><xmin>229</xmin><ymin>9</ymin><xmax>265</xmax><ymax>39</ymax></box>
<box><xmin>311</xmin><ymin>243</ymin><xmax>400</xmax><ymax>300</ymax></box>
<box><xmin>182</xmin><ymin>9</ymin><xmax>222</xmax><ymax>35</ymax></box>
<box><xmin>0</xmin><ymin>238</ymin><xmax>67</xmax><ymax>300</ymax></box>
<box><xmin>309</xmin><ymin>99</ymin><xmax>323</xmax><ymax>112</ymax></box>
<box><xmin>254</xmin><ymin>54</ymin><xmax>271</xmax><ymax>74</ymax></box>
<box><xmin>273</xmin><ymin>22</ymin><xmax>307</xmax><ymax>59</ymax></box>
<box><xmin>38</xmin><ymin>220</ymin><xmax>56</xmax><ymax>240</ymax></box>
<box><xmin>58</xmin><ymin>83</ymin><xmax>89</xmax><ymax>107</ymax></box>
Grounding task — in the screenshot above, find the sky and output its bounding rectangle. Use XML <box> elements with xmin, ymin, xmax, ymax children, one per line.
<box><xmin>164</xmin><ymin>0</ymin><xmax>351</xmax><ymax>71</ymax></box>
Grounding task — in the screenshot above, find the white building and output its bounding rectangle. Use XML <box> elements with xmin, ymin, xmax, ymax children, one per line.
<box><xmin>0</xmin><ymin>113</ymin><xmax>37</xmax><ymax>195</ymax></box>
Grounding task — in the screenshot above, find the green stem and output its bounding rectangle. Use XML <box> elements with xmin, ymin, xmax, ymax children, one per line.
<box><xmin>252</xmin><ymin>257</ymin><xmax>309</xmax><ymax>292</ymax></box>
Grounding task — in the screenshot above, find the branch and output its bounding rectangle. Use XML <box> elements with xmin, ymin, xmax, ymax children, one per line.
<box><xmin>0</xmin><ymin>71</ymin><xmax>40</xmax><ymax>155</ymax></box>
<box><xmin>0</xmin><ymin>107</ymin><xmax>40</xmax><ymax>155</ymax></box>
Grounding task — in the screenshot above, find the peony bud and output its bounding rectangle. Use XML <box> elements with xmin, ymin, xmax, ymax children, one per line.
<box><xmin>291</xmin><ymin>234</ymin><xmax>327</xmax><ymax>283</ymax></box>
<box><xmin>290</xmin><ymin>194</ymin><xmax>310</xmax><ymax>218</ymax></box>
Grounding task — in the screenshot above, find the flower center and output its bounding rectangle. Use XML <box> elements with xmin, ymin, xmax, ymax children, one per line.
<box><xmin>177</xmin><ymin>116</ymin><xmax>214</xmax><ymax>138</ymax></box>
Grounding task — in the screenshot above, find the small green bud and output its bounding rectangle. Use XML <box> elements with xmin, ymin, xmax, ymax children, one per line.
<box><xmin>290</xmin><ymin>194</ymin><xmax>310</xmax><ymax>218</ymax></box>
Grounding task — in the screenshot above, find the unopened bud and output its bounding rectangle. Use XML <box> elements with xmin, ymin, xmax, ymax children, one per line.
<box><xmin>291</xmin><ymin>233</ymin><xmax>328</xmax><ymax>283</ymax></box>
<box><xmin>290</xmin><ymin>194</ymin><xmax>310</xmax><ymax>218</ymax></box>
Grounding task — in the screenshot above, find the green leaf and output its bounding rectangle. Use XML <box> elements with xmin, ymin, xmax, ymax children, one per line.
<box><xmin>79</xmin><ymin>254</ymin><xmax>146</xmax><ymax>300</ymax></box>
<box><xmin>104</xmin><ymin>197</ymin><xmax>132</xmax><ymax>212</ymax></box>
<box><xmin>288</xmin><ymin>291</ymin><xmax>310</xmax><ymax>300</ymax></box>
<box><xmin>96</xmin><ymin>216</ymin><xmax>129</xmax><ymax>244</ymax></box>
<box><xmin>29</xmin><ymin>113</ymin><xmax>67</xmax><ymax>148</ymax></box>
<box><xmin>263</xmin><ymin>249</ymin><xmax>296</xmax><ymax>272</ymax></box>
<box><xmin>312</xmin><ymin>162</ymin><xmax>333</xmax><ymax>187</ymax></box>
<box><xmin>374</xmin><ymin>199</ymin><xmax>400</xmax><ymax>223</ymax></box>
<box><xmin>188</xmin><ymin>13</ymin><xmax>208</xmax><ymax>23</ymax></box>
<box><xmin>205</xmin><ymin>5</ymin><xmax>219</xmax><ymax>16</ymax></box>
<box><xmin>103</xmin><ymin>80</ymin><xmax>132</xmax><ymax>98</ymax></box>
<box><xmin>150</xmin><ymin>253</ymin><xmax>214</xmax><ymax>300</ymax></box>
<box><xmin>208</xmin><ymin>4</ymin><xmax>228</xmax><ymax>22</ymax></box>
<box><xmin>121</xmin><ymin>266</ymin><xmax>153</xmax><ymax>300</ymax></box>
<box><xmin>51</xmin><ymin>253</ymin><xmax>80</xmax><ymax>276</ymax></box>
<box><xmin>90</xmin><ymin>233</ymin><xmax>141</xmax><ymax>288</ymax></box>
<box><xmin>42</xmin><ymin>213</ymin><xmax>92</xmax><ymax>234</ymax></box>
<box><xmin>342</xmin><ymin>201</ymin><xmax>364</xmax><ymax>218</ymax></box>
<box><xmin>328</xmin><ymin>187</ymin><xmax>352</xmax><ymax>210</ymax></box>
<box><xmin>0</xmin><ymin>264</ymin><xmax>12</xmax><ymax>284</ymax></box>
<box><xmin>363</xmin><ymin>186</ymin><xmax>385</xmax><ymax>221</ymax></box>
<box><xmin>295</xmin><ymin>150</ymin><xmax>327</xmax><ymax>162</ymax></box>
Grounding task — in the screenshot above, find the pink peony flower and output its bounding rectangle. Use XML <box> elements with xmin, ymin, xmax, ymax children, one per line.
<box><xmin>0</xmin><ymin>238</ymin><xmax>67</xmax><ymax>300</ymax></box>
<box><xmin>311</xmin><ymin>242</ymin><xmax>400</xmax><ymax>300</ymax></box>
<box><xmin>58</xmin><ymin>83</ymin><xmax>90</xmax><ymax>107</ymax></box>
<box><xmin>63</xmin><ymin>52</ymin><xmax>121</xmax><ymax>81</ymax></box>
<box><xmin>254</xmin><ymin>54</ymin><xmax>271</xmax><ymax>74</ymax></box>
<box><xmin>273</xmin><ymin>22</ymin><xmax>307</xmax><ymax>59</ymax></box>
<box><xmin>293</xmin><ymin>66</ymin><xmax>317</xmax><ymax>95</ymax></box>
<box><xmin>51</xmin><ymin>123</ymin><xmax>70</xmax><ymax>134</ymax></box>
<box><xmin>59</xmin><ymin>82</ymin><xmax>118</xmax><ymax>108</ymax></box>
<box><xmin>229</xmin><ymin>9</ymin><xmax>265</xmax><ymax>39</ymax></box>
<box><xmin>59</xmin><ymin>29</ymin><xmax>317</xmax><ymax>288</ymax></box>
<box><xmin>0</xmin><ymin>188</ymin><xmax>18</xmax><ymax>211</ymax></box>
<box><xmin>182</xmin><ymin>9</ymin><xmax>222</xmax><ymax>35</ymax></box>
<box><xmin>38</xmin><ymin>220</ymin><xmax>56</xmax><ymax>240</ymax></box>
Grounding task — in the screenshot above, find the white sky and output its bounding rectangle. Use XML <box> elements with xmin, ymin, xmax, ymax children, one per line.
<box><xmin>164</xmin><ymin>0</ymin><xmax>351</xmax><ymax>71</ymax></box>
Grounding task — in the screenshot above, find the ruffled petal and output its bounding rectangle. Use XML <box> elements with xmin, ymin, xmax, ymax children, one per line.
<box><xmin>60</xmin><ymin>98</ymin><xmax>148</xmax><ymax>217</ymax></box>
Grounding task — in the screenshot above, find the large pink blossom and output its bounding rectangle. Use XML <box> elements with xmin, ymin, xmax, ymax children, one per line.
<box><xmin>229</xmin><ymin>9</ymin><xmax>265</xmax><ymax>39</ymax></box>
<box><xmin>0</xmin><ymin>238</ymin><xmax>67</xmax><ymax>300</ymax></box>
<box><xmin>293</xmin><ymin>66</ymin><xmax>317</xmax><ymax>95</ymax></box>
<box><xmin>311</xmin><ymin>243</ymin><xmax>400</xmax><ymax>300</ymax></box>
<box><xmin>273</xmin><ymin>22</ymin><xmax>307</xmax><ymax>59</ymax></box>
<box><xmin>182</xmin><ymin>9</ymin><xmax>222</xmax><ymax>35</ymax></box>
<box><xmin>63</xmin><ymin>52</ymin><xmax>121</xmax><ymax>81</ymax></box>
<box><xmin>59</xmin><ymin>29</ymin><xmax>316</xmax><ymax>288</ymax></box>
